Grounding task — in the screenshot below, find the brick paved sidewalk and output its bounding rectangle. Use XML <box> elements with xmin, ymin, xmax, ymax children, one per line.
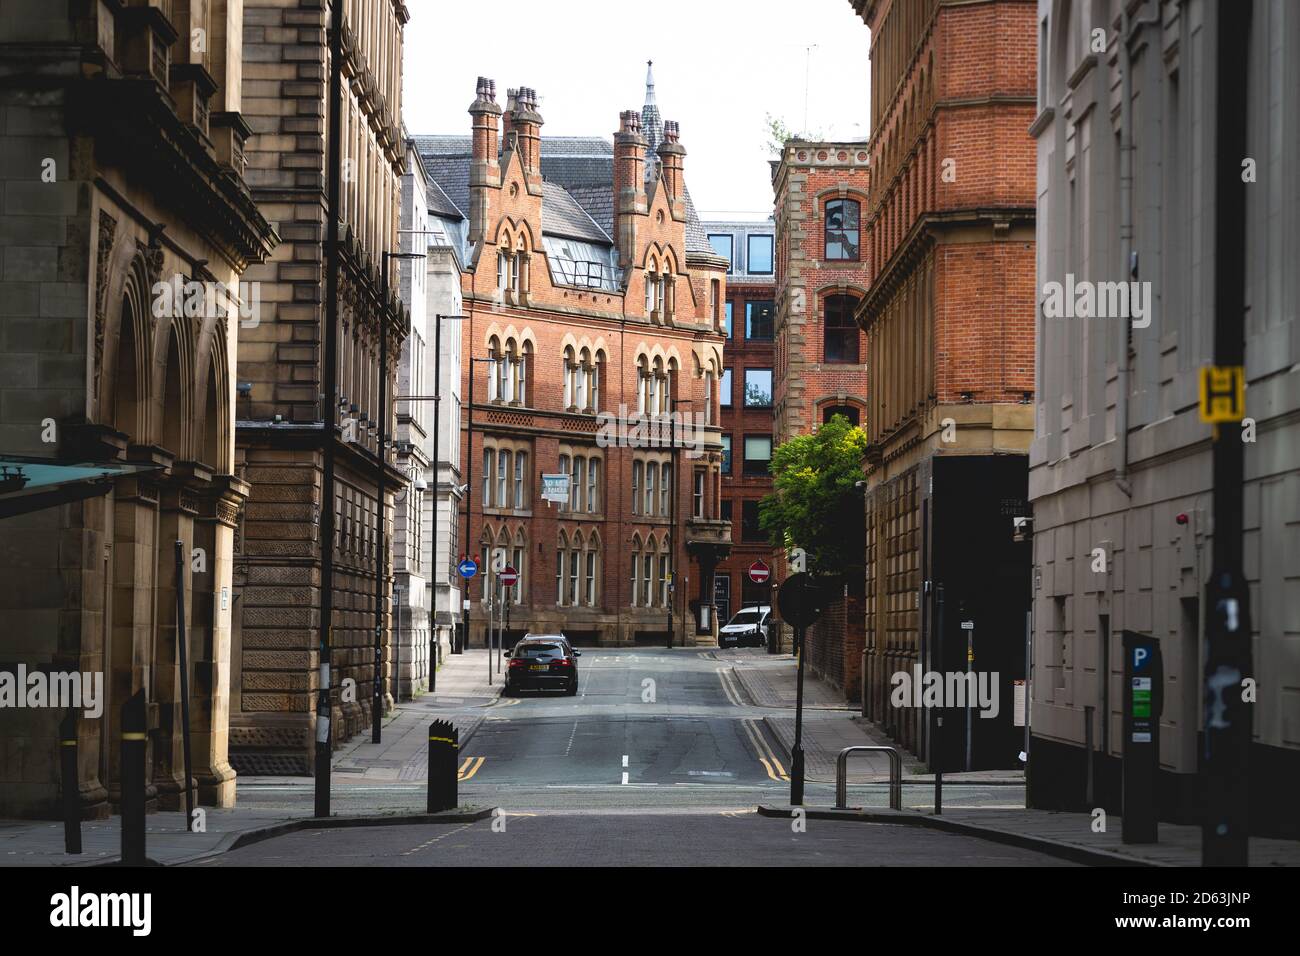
<box><xmin>728</xmin><ymin>653</ymin><xmax>1023</xmax><ymax>785</ymax></box>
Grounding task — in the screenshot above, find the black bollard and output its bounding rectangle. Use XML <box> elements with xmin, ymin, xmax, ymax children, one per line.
<box><xmin>427</xmin><ymin>719</ymin><xmax>458</xmax><ymax>813</ymax></box>
<box><xmin>59</xmin><ymin>708</ymin><xmax>81</xmax><ymax>854</ymax></box>
<box><xmin>120</xmin><ymin>690</ymin><xmax>147</xmax><ymax>865</ymax></box>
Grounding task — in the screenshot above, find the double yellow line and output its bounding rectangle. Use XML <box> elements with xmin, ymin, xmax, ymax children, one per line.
<box><xmin>457</xmin><ymin>756</ymin><xmax>485</xmax><ymax>780</ymax></box>
<box><xmin>741</xmin><ymin>718</ymin><xmax>789</xmax><ymax>782</ymax></box>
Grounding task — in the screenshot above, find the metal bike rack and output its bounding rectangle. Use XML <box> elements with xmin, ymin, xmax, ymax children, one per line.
<box><xmin>835</xmin><ymin>745</ymin><xmax>903</xmax><ymax>810</ymax></box>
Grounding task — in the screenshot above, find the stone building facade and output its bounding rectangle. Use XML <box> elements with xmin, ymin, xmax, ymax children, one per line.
<box><xmin>701</xmin><ymin>220</ymin><xmax>779</xmax><ymax>625</ymax></box>
<box><xmin>415</xmin><ymin>73</ymin><xmax>731</xmax><ymax>648</ymax></box>
<box><xmin>230</xmin><ymin>0</ymin><xmax>410</xmax><ymax>774</ymax></box>
<box><xmin>0</xmin><ymin>2</ymin><xmax>276</xmax><ymax>817</ymax></box>
<box><xmin>392</xmin><ymin>139</ymin><xmax>465</xmax><ymax>699</ymax></box>
<box><xmin>848</xmin><ymin>0</ymin><xmax>1037</xmax><ymax>766</ymax></box>
<box><xmin>1030</xmin><ymin>0</ymin><xmax>1300</xmax><ymax>836</ymax></box>
<box><xmin>770</xmin><ymin>143</ymin><xmax>872</xmax><ymax>698</ymax></box>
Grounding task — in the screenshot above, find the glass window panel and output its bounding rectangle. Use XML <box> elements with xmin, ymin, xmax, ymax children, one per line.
<box><xmin>743</xmin><ymin>369</ymin><xmax>773</xmax><ymax>407</ymax></box>
<box><xmin>720</xmin><ymin>368</ymin><xmax>733</xmax><ymax>407</ymax></box>
<box><xmin>825</xmin><ymin>199</ymin><xmax>860</xmax><ymax>261</ymax></box>
<box><xmin>747</xmin><ymin>234</ymin><xmax>773</xmax><ymax>274</ymax></box>
<box><xmin>745</xmin><ymin>300</ymin><xmax>774</xmax><ymax>340</ymax></box>
<box><xmin>743</xmin><ymin>436</ymin><xmax>773</xmax><ymax>475</ymax></box>
<box><xmin>708</xmin><ymin>233</ymin><xmax>733</xmax><ymax>270</ymax></box>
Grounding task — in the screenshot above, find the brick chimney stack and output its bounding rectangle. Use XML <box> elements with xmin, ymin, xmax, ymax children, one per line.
<box><xmin>512</xmin><ymin>86</ymin><xmax>544</xmax><ymax>176</ymax></box>
<box><xmin>614</xmin><ymin>109</ymin><xmax>648</xmax><ymax>268</ymax></box>
<box><xmin>468</xmin><ymin>77</ymin><xmax>502</xmax><ymax>245</ymax></box>
<box><xmin>657</xmin><ymin>120</ymin><xmax>686</xmax><ymax>211</ymax></box>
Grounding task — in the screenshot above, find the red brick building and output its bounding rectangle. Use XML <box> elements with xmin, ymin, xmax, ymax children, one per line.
<box><xmin>770</xmin><ymin>143</ymin><xmax>872</xmax><ymax>698</ymax></box>
<box><xmin>415</xmin><ymin>74</ymin><xmax>731</xmax><ymax>647</ymax></box>
<box><xmin>849</xmin><ymin>0</ymin><xmax>1036</xmax><ymax>767</ymax></box>
<box><xmin>772</xmin><ymin>144</ymin><xmax>873</xmax><ymax>445</ymax></box>
<box><xmin>700</xmin><ymin>220</ymin><xmax>779</xmax><ymax>622</ymax></box>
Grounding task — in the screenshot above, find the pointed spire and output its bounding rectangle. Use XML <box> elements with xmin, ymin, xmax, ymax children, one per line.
<box><xmin>641</xmin><ymin>58</ymin><xmax>663</xmax><ymax>159</ymax></box>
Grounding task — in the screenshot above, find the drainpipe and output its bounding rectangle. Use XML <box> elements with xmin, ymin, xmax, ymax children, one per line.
<box><xmin>1116</xmin><ymin>5</ymin><xmax>1161</xmax><ymax>498</ymax></box>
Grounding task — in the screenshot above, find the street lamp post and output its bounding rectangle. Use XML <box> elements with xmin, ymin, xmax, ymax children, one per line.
<box><xmin>373</xmin><ymin>249</ymin><xmax>424</xmax><ymax>744</ymax></box>
<box><xmin>316</xmin><ymin>0</ymin><xmax>344</xmax><ymax>819</ymax></box>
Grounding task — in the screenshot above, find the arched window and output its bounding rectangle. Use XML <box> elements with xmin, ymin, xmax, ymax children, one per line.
<box><xmin>586</xmin><ymin>457</ymin><xmax>599</xmax><ymax>513</ymax></box>
<box><xmin>645</xmin><ymin>257</ymin><xmax>657</xmax><ymax>316</ymax></box>
<box><xmin>629</xmin><ymin>535</ymin><xmax>641</xmax><ymax>606</ymax></box>
<box><xmin>644</xmin><ymin>459</ymin><xmax>656</xmax><ymax>516</ymax></box>
<box><xmin>563</xmin><ymin>346</ymin><xmax>575</xmax><ymax>408</ymax></box>
<box><xmin>825</xmin><ymin>199</ymin><xmax>860</xmax><ymax>261</ymax></box>
<box><xmin>513</xmin><ymin>450</ymin><xmax>527</xmax><ymax>508</ymax></box>
<box><xmin>569</xmin><ymin>531</ymin><xmax>581</xmax><ymax>606</ymax></box>
<box><xmin>636</xmin><ymin>357</ymin><xmax>650</xmax><ymax>414</ymax></box>
<box><xmin>496</xmin><ymin>448</ymin><xmax>508</xmax><ymax>507</ymax></box>
<box><xmin>824</xmin><ymin>294</ymin><xmax>860</xmax><ymax>364</ymax></box>
<box><xmin>660</xmin><ymin>461</ymin><xmax>670</xmax><ymax>516</ymax></box>
<box><xmin>659</xmin><ymin>537</ymin><xmax>671</xmax><ymax>607</ymax></box>
<box><xmin>556</xmin><ymin>531</ymin><xmax>568</xmax><ymax>605</ymax></box>
<box><xmin>569</xmin><ymin>455</ymin><xmax>581</xmax><ymax>511</ymax></box>
<box><xmin>647</xmin><ymin>358</ymin><xmax>660</xmax><ymax>415</ymax></box>
<box><xmin>591</xmin><ymin>351</ymin><xmax>604</xmax><ymax>411</ymax></box>
<box><xmin>577</xmin><ymin>347</ymin><xmax>590</xmax><ymax>410</ymax></box>
<box><xmin>643</xmin><ymin>535</ymin><xmax>656</xmax><ymax>607</ymax></box>
<box><xmin>487</xmin><ymin>336</ymin><xmax>501</xmax><ymax>401</ymax></box>
<box><xmin>558</xmin><ymin>453</ymin><xmax>570</xmax><ymax>512</ymax></box>
<box><xmin>585</xmin><ymin>532</ymin><xmax>600</xmax><ymax>606</ymax></box>
<box><xmin>482</xmin><ymin>447</ymin><xmax>492</xmax><ymax>505</ymax></box>
<box><xmin>511</xmin><ymin>528</ymin><xmax>526</xmax><ymax>605</ymax></box>
<box><xmin>632</xmin><ymin>460</ymin><xmax>642</xmax><ymax>515</ymax></box>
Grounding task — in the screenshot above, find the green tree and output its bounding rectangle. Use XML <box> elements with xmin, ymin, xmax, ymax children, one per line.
<box><xmin>758</xmin><ymin>414</ymin><xmax>869</xmax><ymax>578</ymax></box>
<box><xmin>764</xmin><ymin>113</ymin><xmax>824</xmax><ymax>157</ymax></box>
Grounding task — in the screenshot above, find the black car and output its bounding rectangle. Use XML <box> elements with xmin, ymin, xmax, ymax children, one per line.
<box><xmin>503</xmin><ymin>635</ymin><xmax>580</xmax><ymax>696</ymax></box>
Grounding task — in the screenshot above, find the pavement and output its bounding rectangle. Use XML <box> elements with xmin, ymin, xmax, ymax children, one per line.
<box><xmin>722</xmin><ymin>648</ymin><xmax>1021</xmax><ymax>786</ymax></box>
<box><xmin>0</xmin><ymin>648</ymin><xmax>501</xmax><ymax>867</ymax></box>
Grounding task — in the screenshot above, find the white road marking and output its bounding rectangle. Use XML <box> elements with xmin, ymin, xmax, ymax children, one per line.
<box><xmin>621</xmin><ymin>754</ymin><xmax>629</xmax><ymax>768</ymax></box>
<box><xmin>621</xmin><ymin>772</ymin><xmax>629</xmax><ymax>785</ymax></box>
<box><xmin>563</xmin><ymin>719</ymin><xmax>579</xmax><ymax>756</ymax></box>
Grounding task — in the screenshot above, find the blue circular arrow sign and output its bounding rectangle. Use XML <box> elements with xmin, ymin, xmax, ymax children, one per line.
<box><xmin>457</xmin><ymin>558</ymin><xmax>478</xmax><ymax>579</ymax></box>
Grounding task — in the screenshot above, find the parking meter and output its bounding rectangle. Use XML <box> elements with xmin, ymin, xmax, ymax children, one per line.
<box><xmin>1121</xmin><ymin>631</ymin><xmax>1163</xmax><ymax>843</ymax></box>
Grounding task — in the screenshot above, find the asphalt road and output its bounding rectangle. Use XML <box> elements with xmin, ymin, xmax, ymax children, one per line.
<box><xmin>236</xmin><ymin>648</ymin><xmax>1024</xmax><ymax>813</ymax></box>
<box><xmin>214</xmin><ymin>649</ymin><xmax>1063</xmax><ymax>865</ymax></box>
<box><xmin>197</xmin><ymin>811</ymin><xmax>1077</xmax><ymax>867</ymax></box>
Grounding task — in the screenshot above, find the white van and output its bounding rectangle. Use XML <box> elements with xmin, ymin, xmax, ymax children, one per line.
<box><xmin>719</xmin><ymin>605</ymin><xmax>771</xmax><ymax>648</ymax></box>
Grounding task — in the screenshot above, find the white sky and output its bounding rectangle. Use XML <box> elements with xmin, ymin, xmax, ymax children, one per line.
<box><xmin>401</xmin><ymin>0</ymin><xmax>871</xmax><ymax>221</ymax></box>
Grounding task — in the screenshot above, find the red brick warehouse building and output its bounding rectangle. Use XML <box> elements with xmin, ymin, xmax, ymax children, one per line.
<box><xmin>700</xmin><ymin>219</ymin><xmax>779</xmax><ymax>622</ymax></box>
<box><xmin>848</xmin><ymin>0</ymin><xmax>1036</xmax><ymax>768</ymax></box>
<box><xmin>414</xmin><ymin>72</ymin><xmax>732</xmax><ymax>647</ymax></box>
<box><xmin>770</xmin><ymin>142</ymin><xmax>872</xmax><ymax>698</ymax></box>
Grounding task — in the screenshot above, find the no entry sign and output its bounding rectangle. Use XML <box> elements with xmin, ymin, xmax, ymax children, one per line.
<box><xmin>748</xmin><ymin>560</ymin><xmax>770</xmax><ymax>584</ymax></box>
<box><xmin>500</xmin><ymin>566</ymin><xmax>519</xmax><ymax>587</ymax></box>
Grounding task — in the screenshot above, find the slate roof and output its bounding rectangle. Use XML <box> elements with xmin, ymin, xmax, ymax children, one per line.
<box><xmin>411</xmin><ymin>133</ymin><xmax>713</xmax><ymax>254</ymax></box>
<box><xmin>540</xmin><ymin>180</ymin><xmax>611</xmax><ymax>243</ymax></box>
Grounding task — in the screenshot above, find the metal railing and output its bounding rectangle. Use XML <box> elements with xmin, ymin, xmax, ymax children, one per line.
<box><xmin>835</xmin><ymin>745</ymin><xmax>902</xmax><ymax>810</ymax></box>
